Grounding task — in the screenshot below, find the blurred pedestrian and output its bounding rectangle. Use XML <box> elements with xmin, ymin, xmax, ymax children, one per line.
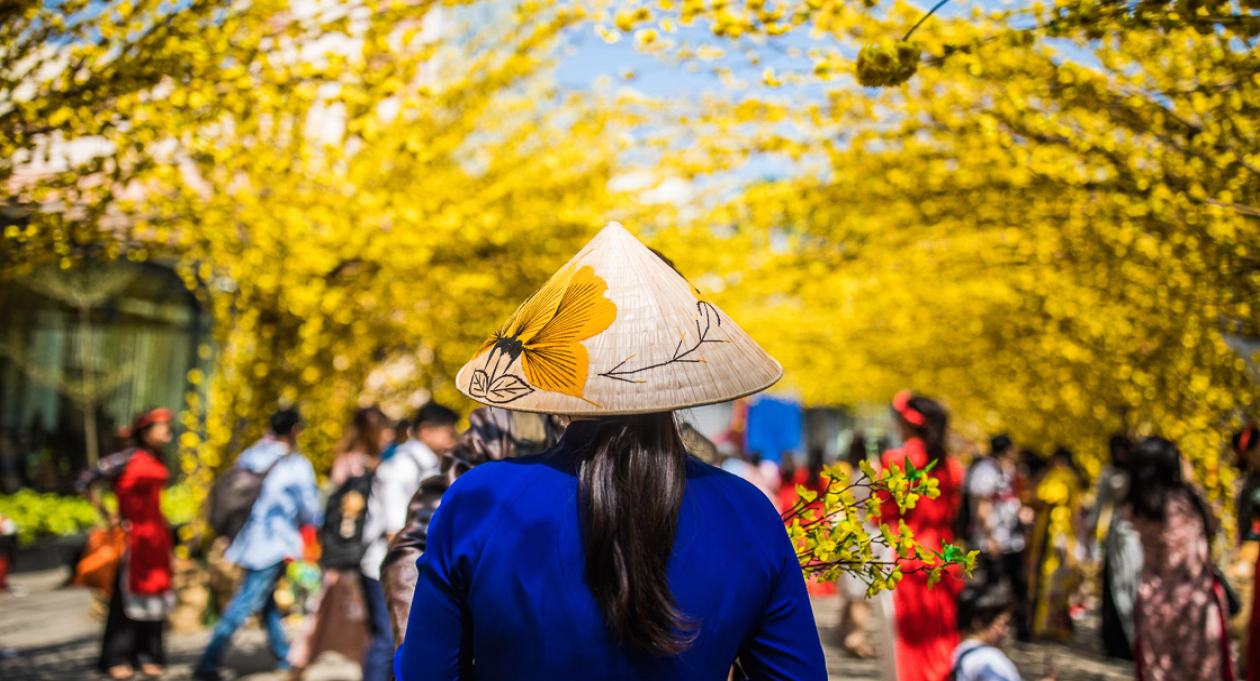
<box><xmin>778</xmin><ymin>448</ymin><xmax>826</xmax><ymax>514</ymax></box>
<box><xmin>1128</xmin><ymin>436</ymin><xmax>1235</xmax><ymax>681</ymax></box>
<box><xmin>1236</xmin><ymin>425</ymin><xmax>1260</xmax><ymax>542</ymax></box>
<box><xmin>287</xmin><ymin>406</ymin><xmax>389</xmax><ymax>680</ymax></box>
<box><xmin>837</xmin><ymin>435</ymin><xmax>876</xmax><ymax>659</ymax></box>
<box><xmin>194</xmin><ymin>410</ymin><xmax>322</xmax><ymax>681</ymax></box>
<box><xmin>1028</xmin><ymin>447</ymin><xmax>1083</xmax><ymax>641</ymax></box>
<box><xmin>380</xmin><ymin>416</ymin><xmax>407</xmax><ymax>462</ymax></box>
<box><xmin>76</xmin><ymin>408</ymin><xmax>175</xmax><ymax>680</ymax></box>
<box><xmin>0</xmin><ymin>512</ymin><xmax>14</xmax><ymax>592</ymax></box>
<box><xmin>1233</xmin><ymin>425</ymin><xmax>1260</xmax><ymax>681</ymax></box>
<box><xmin>1088</xmin><ymin>435</ymin><xmax>1139</xmax><ymax>660</ymax></box>
<box><xmin>360</xmin><ymin>402</ymin><xmax>457</xmax><ymax>681</ymax></box>
<box><xmin>879</xmin><ymin>391</ymin><xmax>966</xmax><ymax>681</ymax></box>
<box><xmin>779</xmin><ymin>447</ymin><xmax>837</xmax><ymax>598</ymax></box>
<box><xmin>394</xmin><ymin>224</ymin><xmax>827</xmax><ymax>680</ymax></box>
<box><xmin>381</xmin><ymin>407</ymin><xmax>566</xmax><ymax>644</ymax></box>
<box><xmin>968</xmin><ymin>435</ymin><xmax>1032</xmax><ymax>642</ymax></box>
<box><xmin>778</xmin><ymin>451</ymin><xmax>801</xmax><ymax>512</ymax></box>
<box><xmin>951</xmin><ymin>586</ymin><xmax>1056</xmax><ymax>681</ymax></box>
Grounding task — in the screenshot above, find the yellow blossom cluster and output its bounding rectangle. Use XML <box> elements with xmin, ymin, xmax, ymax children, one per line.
<box><xmin>786</xmin><ymin>457</ymin><xmax>975</xmax><ymax>592</ymax></box>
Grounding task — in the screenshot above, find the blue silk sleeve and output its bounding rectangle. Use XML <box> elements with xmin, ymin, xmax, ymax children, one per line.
<box><xmin>737</xmin><ymin>503</ymin><xmax>828</xmax><ymax>681</ymax></box>
<box><xmin>393</xmin><ymin>491</ymin><xmax>476</xmax><ymax>681</ymax></box>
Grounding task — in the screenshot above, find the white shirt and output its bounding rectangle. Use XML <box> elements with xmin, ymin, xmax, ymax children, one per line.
<box><xmin>951</xmin><ymin>640</ymin><xmax>1023</xmax><ymax>681</ymax></box>
<box><xmin>359</xmin><ymin>440</ymin><xmax>440</xmax><ymax>579</ymax></box>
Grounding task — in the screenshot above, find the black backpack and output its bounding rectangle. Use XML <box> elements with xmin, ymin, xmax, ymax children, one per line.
<box><xmin>320</xmin><ymin>472</ymin><xmax>374</xmax><ymax>569</ymax></box>
<box><xmin>207</xmin><ymin>455</ymin><xmax>287</xmax><ymax>541</ymax></box>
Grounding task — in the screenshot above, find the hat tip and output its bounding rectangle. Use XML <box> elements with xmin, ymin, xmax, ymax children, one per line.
<box><xmin>596</xmin><ymin>221</ymin><xmax>637</xmax><ymax>243</ymax></box>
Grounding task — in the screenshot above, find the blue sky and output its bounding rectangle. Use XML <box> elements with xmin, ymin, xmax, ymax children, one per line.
<box><xmin>547</xmin><ymin>0</ymin><xmax>1095</xmax><ymax>187</ymax></box>
<box><xmin>554</xmin><ymin>0</ymin><xmax>1033</xmax><ymax>96</ymax></box>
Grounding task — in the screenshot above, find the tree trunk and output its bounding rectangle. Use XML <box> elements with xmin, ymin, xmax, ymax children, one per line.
<box><xmin>80</xmin><ymin>303</ymin><xmax>99</xmax><ymax>466</ymax></box>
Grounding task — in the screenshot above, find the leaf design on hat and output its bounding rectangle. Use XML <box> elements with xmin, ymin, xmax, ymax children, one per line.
<box><xmin>486</xmin><ymin>374</ymin><xmax>534</xmax><ymax>402</ymax></box>
<box><xmin>473</xmin><ymin>264</ymin><xmax>616</xmax><ymax>403</ymax></box>
<box><xmin>468</xmin><ymin>369</ymin><xmax>492</xmax><ymax>399</ymax></box>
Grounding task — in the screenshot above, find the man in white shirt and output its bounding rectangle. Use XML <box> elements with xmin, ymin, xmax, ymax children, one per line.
<box><xmin>359</xmin><ymin>402</ymin><xmax>458</xmax><ymax>681</ymax></box>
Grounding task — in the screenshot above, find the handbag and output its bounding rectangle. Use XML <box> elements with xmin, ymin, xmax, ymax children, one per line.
<box><xmin>72</xmin><ymin>526</ymin><xmax>126</xmax><ymax>594</ymax></box>
<box><xmin>1215</xmin><ymin>563</ymin><xmax>1243</xmax><ymax>617</ymax></box>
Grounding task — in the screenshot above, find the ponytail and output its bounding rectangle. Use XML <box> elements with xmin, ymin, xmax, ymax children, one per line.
<box><xmin>578</xmin><ymin>412</ymin><xmax>696</xmax><ymax>656</ymax></box>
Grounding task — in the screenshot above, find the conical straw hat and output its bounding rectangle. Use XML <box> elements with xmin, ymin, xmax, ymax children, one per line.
<box><xmin>455</xmin><ymin>222</ymin><xmax>782</xmax><ymax>415</ymax></box>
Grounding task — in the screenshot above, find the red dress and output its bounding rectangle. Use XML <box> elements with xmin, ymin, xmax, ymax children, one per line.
<box><xmin>880</xmin><ymin>439</ymin><xmax>965</xmax><ymax>681</ymax></box>
<box><xmin>115</xmin><ymin>449</ymin><xmax>173</xmax><ymax>599</ymax></box>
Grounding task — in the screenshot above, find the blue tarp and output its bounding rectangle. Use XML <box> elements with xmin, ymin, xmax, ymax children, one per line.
<box><xmin>744</xmin><ymin>396</ymin><xmax>803</xmax><ymax>464</ymax></box>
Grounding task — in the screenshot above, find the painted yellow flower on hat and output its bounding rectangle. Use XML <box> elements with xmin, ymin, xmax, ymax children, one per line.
<box><xmin>470</xmin><ymin>264</ymin><xmax>616</xmax><ymax>404</ymax></box>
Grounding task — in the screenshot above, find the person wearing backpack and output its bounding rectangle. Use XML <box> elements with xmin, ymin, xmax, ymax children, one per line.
<box><xmin>950</xmin><ymin>587</ymin><xmax>1055</xmax><ymax>681</ymax></box>
<box><xmin>287</xmin><ymin>406</ymin><xmax>389</xmax><ymax>680</ymax></box>
<box><xmin>194</xmin><ymin>410</ymin><xmax>321</xmax><ymax>681</ymax></box>
<box><xmin>357</xmin><ymin>402</ymin><xmax>457</xmax><ymax>680</ymax></box>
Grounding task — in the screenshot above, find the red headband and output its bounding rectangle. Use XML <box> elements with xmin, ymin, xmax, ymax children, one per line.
<box><xmin>893</xmin><ymin>390</ymin><xmax>926</xmax><ymax>427</ymax></box>
<box><xmin>1242</xmin><ymin>426</ymin><xmax>1256</xmax><ymax>456</ymax></box>
<box><xmin>132</xmin><ymin>408</ymin><xmax>173</xmax><ymax>432</ymax></box>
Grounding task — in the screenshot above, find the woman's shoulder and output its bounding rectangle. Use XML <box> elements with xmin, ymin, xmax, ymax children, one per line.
<box><xmin>688</xmin><ymin>457</ymin><xmax>765</xmax><ymax>494</ymax></box>
<box><xmin>424</xmin><ymin>455</ymin><xmax>567</xmax><ymax>555</ymax></box>
<box><xmin>686</xmin><ymin>458</ymin><xmax>786</xmax><ymax>532</ymax></box>
<box><xmin>442</xmin><ymin>453</ymin><xmax>569</xmax><ymax>505</ymax></box>
<box><xmin>1165</xmin><ymin>487</ymin><xmax>1202</xmax><ymax>517</ymax></box>
<box><xmin>881</xmin><ymin>442</ymin><xmax>922</xmax><ymax>468</ymax></box>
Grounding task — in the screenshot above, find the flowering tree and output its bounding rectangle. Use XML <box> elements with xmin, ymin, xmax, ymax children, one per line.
<box><xmin>6</xmin><ymin>0</ymin><xmax>1251</xmax><ymax>578</ymax></box>
<box><xmin>637</xmin><ymin>1</ymin><xmax>1260</xmax><ymax>501</ymax></box>
<box><xmin>786</xmin><ymin>458</ymin><xmax>976</xmax><ymax>590</ymax></box>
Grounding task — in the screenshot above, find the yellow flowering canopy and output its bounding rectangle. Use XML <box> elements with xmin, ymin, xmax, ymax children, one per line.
<box><xmin>3</xmin><ymin>0</ymin><xmax>1256</xmax><ymax>512</ymax></box>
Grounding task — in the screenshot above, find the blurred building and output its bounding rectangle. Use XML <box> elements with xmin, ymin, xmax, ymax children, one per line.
<box><xmin>0</xmin><ymin>262</ymin><xmax>211</xmax><ymax>493</ymax></box>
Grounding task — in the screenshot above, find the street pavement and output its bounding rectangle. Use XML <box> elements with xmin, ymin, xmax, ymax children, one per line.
<box><xmin>1</xmin><ymin>568</ymin><xmax>1132</xmax><ymax>680</ymax></box>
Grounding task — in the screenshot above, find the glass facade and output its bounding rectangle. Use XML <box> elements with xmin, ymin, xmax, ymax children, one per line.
<box><xmin>0</xmin><ymin>262</ymin><xmax>212</xmax><ymax>493</ymax></box>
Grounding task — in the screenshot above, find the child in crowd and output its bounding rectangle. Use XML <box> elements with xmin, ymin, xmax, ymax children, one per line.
<box><xmin>951</xmin><ymin>587</ymin><xmax>1056</xmax><ymax>681</ymax></box>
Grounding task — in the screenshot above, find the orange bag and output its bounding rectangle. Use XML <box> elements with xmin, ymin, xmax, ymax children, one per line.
<box><xmin>73</xmin><ymin>527</ymin><xmax>126</xmax><ymax>594</ymax></box>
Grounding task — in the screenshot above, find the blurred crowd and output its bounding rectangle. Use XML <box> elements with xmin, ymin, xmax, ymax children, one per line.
<box><xmin>753</xmin><ymin>397</ymin><xmax>1260</xmax><ymax>681</ymax></box>
<box><xmin>55</xmin><ymin>395</ymin><xmax>1260</xmax><ymax>681</ymax></box>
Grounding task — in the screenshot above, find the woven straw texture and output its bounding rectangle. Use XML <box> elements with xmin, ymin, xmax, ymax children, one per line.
<box><xmin>455</xmin><ymin>222</ymin><xmax>782</xmax><ymax>415</ymax></box>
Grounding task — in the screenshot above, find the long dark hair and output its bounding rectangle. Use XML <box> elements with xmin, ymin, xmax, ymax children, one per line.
<box><xmin>339</xmin><ymin>406</ymin><xmax>389</xmax><ymax>459</ymax></box>
<box><xmin>1127</xmin><ymin>437</ymin><xmax>1192</xmax><ymax>522</ymax></box>
<box><xmin>578</xmin><ymin>412</ymin><xmax>696</xmax><ymax>656</ymax></box>
<box><xmin>898</xmin><ymin>395</ymin><xmax>949</xmax><ymax>464</ymax></box>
